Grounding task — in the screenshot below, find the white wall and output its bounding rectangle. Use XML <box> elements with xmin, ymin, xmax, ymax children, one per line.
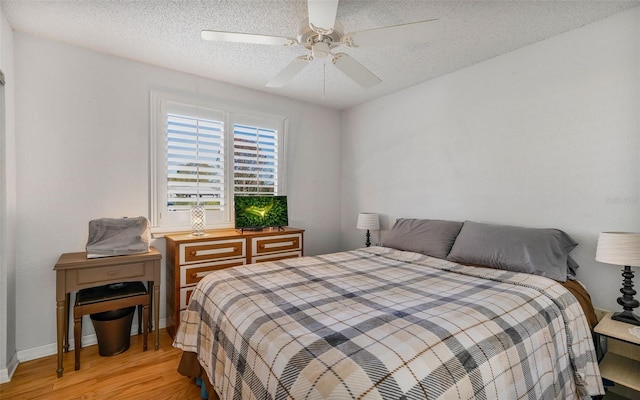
<box><xmin>341</xmin><ymin>7</ymin><xmax>640</xmax><ymax>312</ymax></box>
<box><xmin>13</xmin><ymin>33</ymin><xmax>342</xmax><ymax>355</ymax></box>
<box><xmin>0</xmin><ymin>7</ymin><xmax>16</xmax><ymax>382</ymax></box>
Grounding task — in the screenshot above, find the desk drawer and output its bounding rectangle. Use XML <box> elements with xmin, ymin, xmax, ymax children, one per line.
<box><xmin>180</xmin><ymin>259</ymin><xmax>246</xmax><ymax>285</ymax></box>
<box><xmin>74</xmin><ymin>262</ymin><xmax>146</xmax><ymax>286</ymax></box>
<box><xmin>180</xmin><ymin>239</ymin><xmax>245</xmax><ymax>264</ymax></box>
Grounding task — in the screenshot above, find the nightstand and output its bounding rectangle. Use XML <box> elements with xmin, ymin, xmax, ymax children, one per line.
<box><xmin>594</xmin><ymin>312</ymin><xmax>640</xmax><ymax>398</ymax></box>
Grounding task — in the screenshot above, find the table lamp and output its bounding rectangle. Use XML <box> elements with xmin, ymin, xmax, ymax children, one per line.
<box><xmin>596</xmin><ymin>232</ymin><xmax>640</xmax><ymax>325</ymax></box>
<box><xmin>356</xmin><ymin>212</ymin><xmax>379</xmax><ymax>247</ymax></box>
<box><xmin>191</xmin><ymin>204</ymin><xmax>206</xmax><ymax>236</ymax></box>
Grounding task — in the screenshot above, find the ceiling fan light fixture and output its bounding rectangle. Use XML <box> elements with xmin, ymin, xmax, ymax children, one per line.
<box><xmin>312</xmin><ymin>41</ymin><xmax>331</xmax><ymax>58</ymax></box>
<box><xmin>202</xmin><ymin>0</ymin><xmax>441</xmax><ymax>90</ymax></box>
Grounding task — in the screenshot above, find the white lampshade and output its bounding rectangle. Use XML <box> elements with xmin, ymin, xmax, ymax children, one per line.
<box><xmin>596</xmin><ymin>232</ymin><xmax>640</xmax><ymax>267</ymax></box>
<box><xmin>356</xmin><ymin>212</ymin><xmax>380</xmax><ymax>230</ymax></box>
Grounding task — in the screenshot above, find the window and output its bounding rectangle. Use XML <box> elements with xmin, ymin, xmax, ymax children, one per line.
<box><xmin>151</xmin><ymin>91</ymin><xmax>286</xmax><ymax>231</ymax></box>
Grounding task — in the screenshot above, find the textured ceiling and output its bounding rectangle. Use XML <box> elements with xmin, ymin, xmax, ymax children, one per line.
<box><xmin>2</xmin><ymin>0</ymin><xmax>638</xmax><ymax>110</ymax></box>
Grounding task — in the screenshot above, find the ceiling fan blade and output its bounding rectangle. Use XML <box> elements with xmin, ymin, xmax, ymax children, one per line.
<box><xmin>332</xmin><ymin>53</ymin><xmax>381</xmax><ymax>89</ymax></box>
<box><xmin>307</xmin><ymin>0</ymin><xmax>339</xmax><ymax>31</ymax></box>
<box><xmin>345</xmin><ymin>19</ymin><xmax>442</xmax><ymax>47</ymax></box>
<box><xmin>201</xmin><ymin>30</ymin><xmax>296</xmax><ymax>46</ymax></box>
<box><xmin>266</xmin><ymin>56</ymin><xmax>312</xmax><ymax>87</ymax></box>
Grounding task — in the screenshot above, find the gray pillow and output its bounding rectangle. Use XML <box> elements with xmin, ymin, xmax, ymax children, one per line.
<box><xmin>567</xmin><ymin>256</ymin><xmax>580</xmax><ymax>280</ymax></box>
<box><xmin>447</xmin><ymin>221</ymin><xmax>578</xmax><ymax>282</ymax></box>
<box><xmin>381</xmin><ymin>218</ymin><xmax>463</xmax><ymax>259</ymax></box>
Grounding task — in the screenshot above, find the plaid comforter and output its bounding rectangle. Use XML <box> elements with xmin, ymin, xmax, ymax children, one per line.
<box><xmin>174</xmin><ymin>247</ymin><xmax>603</xmax><ymax>399</ymax></box>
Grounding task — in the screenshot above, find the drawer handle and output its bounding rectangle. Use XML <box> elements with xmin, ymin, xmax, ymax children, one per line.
<box><xmin>190</xmin><ymin>250</ymin><xmax>197</xmax><ymax>257</ymax></box>
<box><xmin>107</xmin><ymin>270</ymin><xmax>119</xmax><ymax>276</ymax></box>
<box><xmin>190</xmin><ymin>272</ymin><xmax>198</xmax><ymax>279</ymax></box>
<box><xmin>260</xmin><ymin>241</ymin><xmax>295</xmax><ymax>250</ymax></box>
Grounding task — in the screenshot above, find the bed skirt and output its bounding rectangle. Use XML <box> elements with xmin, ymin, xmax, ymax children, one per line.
<box><xmin>177</xmin><ymin>350</ymin><xmax>220</xmax><ymax>400</ymax></box>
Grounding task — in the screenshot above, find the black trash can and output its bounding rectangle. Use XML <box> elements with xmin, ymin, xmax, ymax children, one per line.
<box><xmin>90</xmin><ymin>306</ymin><xmax>135</xmax><ymax>356</ymax></box>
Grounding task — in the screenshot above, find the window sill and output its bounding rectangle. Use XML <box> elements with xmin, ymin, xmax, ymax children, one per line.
<box><xmin>151</xmin><ymin>224</ymin><xmax>234</xmax><ymax>238</ymax></box>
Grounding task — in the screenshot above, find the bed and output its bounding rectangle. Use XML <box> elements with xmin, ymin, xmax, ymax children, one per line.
<box><xmin>173</xmin><ymin>219</ymin><xmax>604</xmax><ymax>399</ymax></box>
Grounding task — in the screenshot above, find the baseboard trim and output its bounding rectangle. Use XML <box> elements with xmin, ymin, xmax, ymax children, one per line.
<box><xmin>16</xmin><ymin>318</ymin><xmax>166</xmax><ymax>363</ymax></box>
<box><xmin>0</xmin><ymin>351</ymin><xmax>19</xmax><ymax>383</ymax></box>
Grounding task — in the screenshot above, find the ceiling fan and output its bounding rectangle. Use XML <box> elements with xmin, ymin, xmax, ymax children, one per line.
<box><xmin>201</xmin><ymin>0</ymin><xmax>442</xmax><ymax>89</ymax></box>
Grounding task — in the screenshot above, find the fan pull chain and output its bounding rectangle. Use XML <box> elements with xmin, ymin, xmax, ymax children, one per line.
<box><xmin>323</xmin><ymin>60</ymin><xmax>326</xmax><ymax>99</ymax></box>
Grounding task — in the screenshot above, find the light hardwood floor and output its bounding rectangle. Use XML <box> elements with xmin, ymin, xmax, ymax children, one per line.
<box><xmin>2</xmin><ymin>328</ymin><xmax>634</xmax><ymax>400</ymax></box>
<box><xmin>0</xmin><ymin>329</ymin><xmax>202</xmax><ymax>400</ymax></box>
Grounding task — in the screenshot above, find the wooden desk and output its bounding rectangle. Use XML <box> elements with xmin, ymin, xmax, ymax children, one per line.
<box><xmin>53</xmin><ymin>248</ymin><xmax>161</xmax><ymax>377</ymax></box>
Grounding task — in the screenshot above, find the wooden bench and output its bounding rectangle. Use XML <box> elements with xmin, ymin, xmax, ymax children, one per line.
<box><xmin>73</xmin><ymin>281</ymin><xmax>149</xmax><ymax>370</ymax></box>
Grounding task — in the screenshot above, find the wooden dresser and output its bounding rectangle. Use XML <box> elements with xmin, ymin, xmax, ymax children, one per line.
<box><xmin>164</xmin><ymin>227</ymin><xmax>304</xmax><ymax>337</ymax></box>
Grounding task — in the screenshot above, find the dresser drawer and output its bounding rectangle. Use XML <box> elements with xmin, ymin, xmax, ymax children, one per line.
<box><xmin>251</xmin><ymin>233</ymin><xmax>302</xmax><ymax>257</ymax></box>
<box><xmin>180</xmin><ymin>238</ymin><xmax>245</xmax><ymax>264</ymax></box>
<box><xmin>180</xmin><ymin>287</ymin><xmax>195</xmax><ymax>310</ymax></box>
<box><xmin>252</xmin><ymin>251</ymin><xmax>302</xmax><ymax>263</ymax></box>
<box><xmin>180</xmin><ymin>258</ymin><xmax>246</xmax><ymax>286</ymax></box>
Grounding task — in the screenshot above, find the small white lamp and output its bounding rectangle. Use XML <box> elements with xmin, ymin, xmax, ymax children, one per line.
<box><xmin>596</xmin><ymin>232</ymin><xmax>640</xmax><ymax>325</ymax></box>
<box><xmin>356</xmin><ymin>212</ymin><xmax>379</xmax><ymax>247</ymax></box>
<box><xmin>191</xmin><ymin>204</ymin><xmax>206</xmax><ymax>236</ymax></box>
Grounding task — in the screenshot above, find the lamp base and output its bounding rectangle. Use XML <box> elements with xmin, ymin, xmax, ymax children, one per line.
<box><xmin>612</xmin><ymin>265</ymin><xmax>640</xmax><ymax>325</ymax></box>
<box><xmin>611</xmin><ymin>310</ymin><xmax>640</xmax><ymax>326</ymax></box>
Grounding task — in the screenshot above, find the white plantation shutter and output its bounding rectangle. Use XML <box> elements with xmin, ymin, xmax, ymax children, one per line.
<box><xmin>151</xmin><ymin>91</ymin><xmax>286</xmax><ymax>231</ymax></box>
<box><xmin>167</xmin><ymin>112</ymin><xmax>225</xmax><ymax>210</ymax></box>
<box><xmin>233</xmin><ymin>123</ymin><xmax>278</xmax><ymax>194</ymax></box>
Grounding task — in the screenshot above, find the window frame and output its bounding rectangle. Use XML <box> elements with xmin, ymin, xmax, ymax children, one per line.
<box><xmin>150</xmin><ymin>90</ymin><xmax>288</xmax><ymax>233</ymax></box>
